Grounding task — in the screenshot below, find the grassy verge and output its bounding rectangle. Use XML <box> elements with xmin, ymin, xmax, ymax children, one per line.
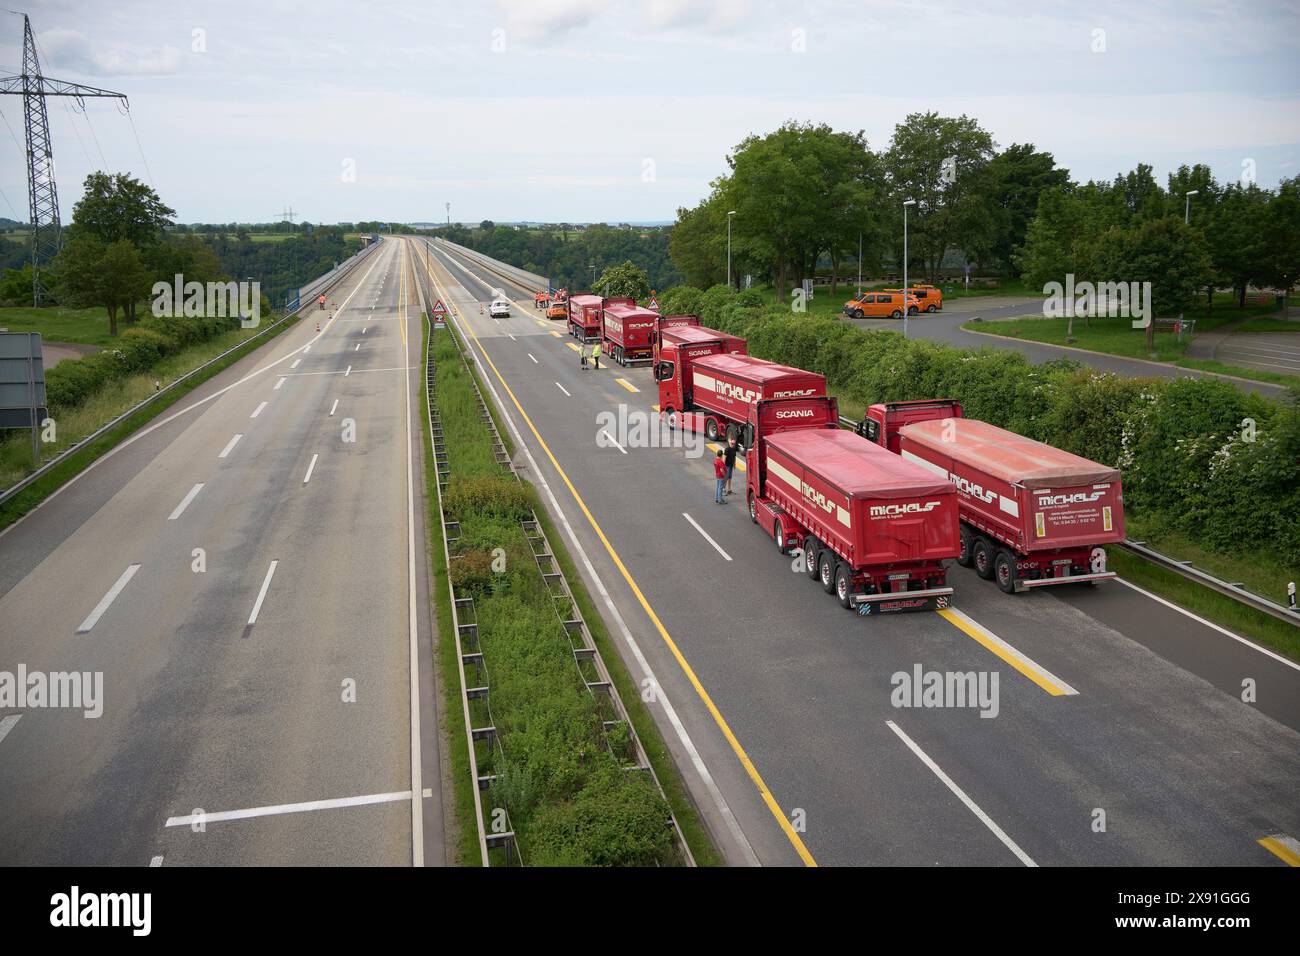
<box><xmin>1234</xmin><ymin>318</ymin><xmax>1300</xmax><ymax>333</ymax></box>
<box><xmin>0</xmin><ymin>304</ymin><xmax>126</xmax><ymax>346</ymax></box>
<box><xmin>1175</xmin><ymin>358</ymin><xmax>1300</xmax><ymax>390</ymax></box>
<box><xmin>431</xmin><ymin>325</ymin><xmax>695</xmax><ymax>866</ymax></box>
<box><xmin>0</xmin><ymin>313</ymin><xmax>294</xmax><ymax>531</ymax></box>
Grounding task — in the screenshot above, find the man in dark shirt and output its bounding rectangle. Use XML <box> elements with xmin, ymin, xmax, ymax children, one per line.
<box><xmin>724</xmin><ymin>436</ymin><xmax>738</xmax><ymax>496</ymax></box>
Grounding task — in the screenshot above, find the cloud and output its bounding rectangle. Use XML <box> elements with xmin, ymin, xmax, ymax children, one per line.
<box><xmin>493</xmin><ymin>0</ymin><xmax>614</xmax><ymax>43</ymax></box>
<box><xmin>38</xmin><ymin>28</ymin><xmax>181</xmax><ymax>76</ymax></box>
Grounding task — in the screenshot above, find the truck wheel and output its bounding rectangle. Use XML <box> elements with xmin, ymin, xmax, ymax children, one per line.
<box><xmin>973</xmin><ymin>537</ymin><xmax>996</xmax><ymax>580</ymax></box>
<box><xmin>774</xmin><ymin>519</ymin><xmax>787</xmax><ymax>555</ymax></box>
<box><xmin>957</xmin><ymin>526</ymin><xmax>974</xmax><ymax>567</ymax></box>
<box><xmin>747</xmin><ymin>492</ymin><xmax>757</xmax><ymax>523</ymax></box>
<box><xmin>995</xmin><ymin>550</ymin><xmax>1018</xmax><ymax>594</ymax></box>
<box><xmin>664</xmin><ymin>408</ymin><xmax>676</xmax><ymax>430</ymax></box>
<box><xmin>804</xmin><ymin>537</ymin><xmax>820</xmax><ymax>579</ymax></box>
<box><xmin>835</xmin><ymin>563</ymin><xmax>853</xmax><ymax>609</ymax></box>
<box><xmin>705</xmin><ymin>418</ymin><xmax>720</xmax><ymax>442</ymax></box>
<box><xmin>819</xmin><ymin>552</ymin><xmax>836</xmax><ymax>594</ymax></box>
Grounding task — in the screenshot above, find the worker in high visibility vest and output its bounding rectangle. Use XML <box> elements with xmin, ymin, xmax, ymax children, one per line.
<box><xmin>318</xmin><ymin>294</ymin><xmax>326</xmax><ymax>310</ymax></box>
<box><xmin>591</xmin><ymin>340</ymin><xmax>602</xmax><ymax>370</ymax></box>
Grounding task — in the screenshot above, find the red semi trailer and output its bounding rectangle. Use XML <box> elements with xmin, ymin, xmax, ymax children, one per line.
<box><xmin>860</xmin><ymin>401</ymin><xmax>1125</xmax><ymax>593</ymax></box>
<box><xmin>567</xmin><ymin>293</ymin><xmax>603</xmax><ymax>341</ymax></box>
<box><xmin>600</xmin><ymin>298</ymin><xmax>659</xmax><ymax>366</ymax></box>
<box><xmin>657</xmin><ymin>349</ymin><xmax>825</xmax><ymax>444</ymax></box>
<box><xmin>649</xmin><ymin>313</ymin><xmax>701</xmax><ymax>349</ymax></box>
<box><xmin>745</xmin><ymin>396</ymin><xmax>958</xmax><ymax>614</ymax></box>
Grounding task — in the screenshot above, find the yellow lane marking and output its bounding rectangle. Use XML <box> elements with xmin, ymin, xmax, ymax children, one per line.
<box><xmin>706</xmin><ymin>442</ymin><xmax>747</xmax><ymax>472</ymax></box>
<box><xmin>615</xmin><ymin>377</ymin><xmax>639</xmax><ymax>393</ymax></box>
<box><xmin>1260</xmin><ymin>834</ymin><xmax>1300</xmax><ymax>866</ymax></box>
<box><xmin>939</xmin><ymin>608</ymin><xmax>1078</xmax><ymax>697</ymax></box>
<box><xmin>652</xmin><ymin>403</ymin><xmax>660</xmax><ymax>412</ymax></box>
<box><xmin>566</xmin><ymin>342</ymin><xmax>581</xmax><ymax>353</ymax></box>
<box><xmin>549</xmin><ymin>330</ymin><xmax>561</xmax><ymax>338</ymax></box>
<box><xmin>535</xmin><ymin>319</ymin><xmax>547</xmax><ymax>328</ymax></box>
<box><xmin>420</xmin><ymin>251</ymin><xmax>816</xmax><ymax>867</ymax></box>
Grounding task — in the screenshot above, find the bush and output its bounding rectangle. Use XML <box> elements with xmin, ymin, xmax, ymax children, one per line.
<box><xmin>526</xmin><ymin>765</ymin><xmax>677</xmax><ymax>867</ymax></box>
<box><xmin>444</xmin><ymin>474</ymin><xmax>535</xmax><ymax>521</ymax></box>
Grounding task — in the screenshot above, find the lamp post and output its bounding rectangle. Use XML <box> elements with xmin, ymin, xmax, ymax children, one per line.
<box><xmin>1179</xmin><ymin>189</ymin><xmax>1199</xmax><ymax>337</ymax></box>
<box><xmin>727</xmin><ymin>210</ymin><xmax>736</xmax><ymax>289</ymax></box>
<box><xmin>902</xmin><ymin>199</ymin><xmax>916</xmax><ymax>339</ymax></box>
<box><xmin>857</xmin><ymin>230</ymin><xmax>863</xmax><ymax>294</ymax></box>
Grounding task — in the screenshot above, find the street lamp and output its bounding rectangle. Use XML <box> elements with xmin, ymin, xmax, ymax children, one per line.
<box><xmin>902</xmin><ymin>199</ymin><xmax>916</xmax><ymax>339</ymax></box>
<box><xmin>727</xmin><ymin>210</ymin><xmax>736</xmax><ymax>289</ymax></box>
<box><xmin>1184</xmin><ymin>189</ymin><xmax>1199</xmax><ymax>224</ymax></box>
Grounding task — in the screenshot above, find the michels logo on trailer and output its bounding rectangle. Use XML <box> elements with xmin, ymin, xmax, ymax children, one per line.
<box><xmin>714</xmin><ymin>380</ymin><xmax>761</xmax><ymax>404</ymax></box>
<box><xmin>801</xmin><ymin>481</ymin><xmax>836</xmax><ymax>515</ymax></box>
<box><xmin>870</xmin><ymin>500</ymin><xmax>943</xmax><ymax>518</ymax></box>
<box><xmin>1038</xmin><ymin>490</ymin><xmax>1106</xmax><ymax>507</ymax></box>
<box><xmin>950</xmin><ymin>474</ymin><xmax>997</xmax><ymax>503</ymax></box>
<box><xmin>771</xmin><ymin>388</ymin><xmax>819</xmax><ymax>399</ymax></box>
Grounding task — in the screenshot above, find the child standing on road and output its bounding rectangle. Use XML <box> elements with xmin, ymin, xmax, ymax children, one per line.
<box><xmin>713</xmin><ymin>449</ymin><xmax>727</xmax><ymax>504</ymax></box>
<box><xmin>724</xmin><ymin>436</ymin><xmax>738</xmax><ymax>496</ymax></box>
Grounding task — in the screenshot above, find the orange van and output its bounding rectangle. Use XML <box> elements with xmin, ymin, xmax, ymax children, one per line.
<box><xmin>843</xmin><ymin>290</ymin><xmax>920</xmax><ymax>319</ymax></box>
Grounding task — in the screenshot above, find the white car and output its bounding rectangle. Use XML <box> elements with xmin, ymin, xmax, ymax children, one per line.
<box><xmin>488</xmin><ymin>299</ymin><xmax>510</xmax><ymax>318</ymax></box>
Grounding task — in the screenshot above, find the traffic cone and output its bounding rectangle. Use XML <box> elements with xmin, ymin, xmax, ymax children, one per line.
<box><xmin>480</xmin><ymin>302</ymin><xmax>484</xmax><ymax>314</ymax></box>
<box><xmin>316</xmin><ymin>322</ymin><xmax>320</xmax><ymax>332</ymax></box>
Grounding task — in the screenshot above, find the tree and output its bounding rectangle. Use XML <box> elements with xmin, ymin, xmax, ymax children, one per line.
<box><xmin>67</xmin><ymin>171</ymin><xmax>175</xmax><ymax>248</ymax></box>
<box><xmin>668</xmin><ymin>195</ymin><xmax>728</xmax><ymax>289</ymax></box>
<box><xmin>594</xmin><ymin>260</ymin><xmax>651</xmax><ymax>300</ymax></box>
<box><xmin>1206</xmin><ymin>183</ymin><xmax>1269</xmax><ymax>307</ymax></box>
<box><xmin>977</xmin><ymin>144</ymin><xmax>1070</xmax><ymax>274</ymax></box>
<box><xmin>1258</xmin><ymin>177</ymin><xmax>1300</xmax><ymax>310</ymax></box>
<box><xmin>50</xmin><ymin>236</ymin><xmax>151</xmax><ymax>335</ymax></box>
<box><xmin>0</xmin><ymin>263</ymin><xmax>34</xmax><ymax>306</ymax></box>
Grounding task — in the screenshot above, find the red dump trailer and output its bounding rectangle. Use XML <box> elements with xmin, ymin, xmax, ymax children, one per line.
<box><xmin>600</xmin><ymin>298</ymin><xmax>659</xmax><ymax>365</ymax></box>
<box><xmin>658</xmin><ymin>350</ymin><xmax>825</xmax><ymax>444</ymax></box>
<box><xmin>567</xmin><ymin>293</ymin><xmax>603</xmax><ymax>341</ymax></box>
<box><xmin>746</xmin><ymin>395</ymin><xmax>958</xmax><ymax>614</ymax></box>
<box><xmin>649</xmin><ymin>314</ymin><xmax>700</xmax><ymax>349</ymax></box>
<box><xmin>861</xmin><ymin>400</ymin><xmax>1125</xmax><ymax>593</ymax></box>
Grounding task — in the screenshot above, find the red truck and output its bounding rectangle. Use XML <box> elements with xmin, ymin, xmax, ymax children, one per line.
<box><xmin>658</xmin><ymin>348</ymin><xmax>824</xmax><ymax>444</ymax></box>
<box><xmin>859</xmin><ymin>400</ymin><xmax>1125</xmax><ymax>593</ymax></box>
<box><xmin>649</xmin><ymin>313</ymin><xmax>700</xmax><ymax>349</ymax></box>
<box><xmin>746</xmin><ymin>395</ymin><xmax>958</xmax><ymax>614</ymax></box>
<box><xmin>567</xmin><ymin>293</ymin><xmax>603</xmax><ymax>341</ymax></box>
<box><xmin>599</xmin><ymin>298</ymin><xmax>659</xmax><ymax>366</ymax></box>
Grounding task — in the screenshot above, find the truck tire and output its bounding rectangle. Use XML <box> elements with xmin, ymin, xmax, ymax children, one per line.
<box><xmin>747</xmin><ymin>491</ymin><xmax>757</xmax><ymax>524</ymax></box>
<box><xmin>725</xmin><ymin>424</ymin><xmax>738</xmax><ymax>444</ymax></box>
<box><xmin>804</xmin><ymin>537</ymin><xmax>820</xmax><ymax>579</ymax></box>
<box><xmin>973</xmin><ymin>537</ymin><xmax>996</xmax><ymax>580</ymax></box>
<box><xmin>835</xmin><ymin>563</ymin><xmax>853</xmax><ymax>609</ymax></box>
<box><xmin>705</xmin><ymin>418</ymin><xmax>720</xmax><ymax>442</ymax></box>
<box><xmin>819</xmin><ymin>552</ymin><xmax>836</xmax><ymax>594</ymax></box>
<box><xmin>957</xmin><ymin>526</ymin><xmax>974</xmax><ymax>567</ymax></box>
<box><xmin>774</xmin><ymin>519</ymin><xmax>787</xmax><ymax>555</ymax></box>
<box><xmin>664</xmin><ymin>408</ymin><xmax>676</xmax><ymax>430</ymax></box>
<box><xmin>995</xmin><ymin>549</ymin><xmax>1018</xmax><ymax>594</ymax></box>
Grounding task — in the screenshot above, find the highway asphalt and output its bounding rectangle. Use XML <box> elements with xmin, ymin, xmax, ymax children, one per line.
<box><xmin>0</xmin><ymin>239</ymin><xmax>447</xmax><ymax>866</ymax></box>
<box><xmin>419</xmin><ymin>236</ymin><xmax>1300</xmax><ymax>868</ymax></box>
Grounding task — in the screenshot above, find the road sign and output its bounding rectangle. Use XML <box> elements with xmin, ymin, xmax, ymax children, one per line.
<box><xmin>432</xmin><ymin>299</ymin><xmax>447</xmax><ymax>316</ymax></box>
<box><xmin>0</xmin><ymin>332</ymin><xmax>48</xmax><ymax>463</ymax></box>
<box><xmin>647</xmin><ymin>296</ymin><xmax>659</xmax><ymax>312</ymax></box>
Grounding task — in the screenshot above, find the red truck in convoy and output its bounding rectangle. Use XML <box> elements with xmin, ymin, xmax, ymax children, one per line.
<box><xmin>649</xmin><ymin>313</ymin><xmax>700</xmax><ymax>349</ymax></box>
<box><xmin>567</xmin><ymin>293</ymin><xmax>603</xmax><ymax>341</ymax></box>
<box><xmin>745</xmin><ymin>395</ymin><xmax>958</xmax><ymax>614</ymax></box>
<box><xmin>599</xmin><ymin>297</ymin><xmax>659</xmax><ymax>366</ymax></box>
<box><xmin>858</xmin><ymin>400</ymin><xmax>1125</xmax><ymax>593</ymax></box>
<box><xmin>657</xmin><ymin>348</ymin><xmax>825</xmax><ymax>444</ymax></box>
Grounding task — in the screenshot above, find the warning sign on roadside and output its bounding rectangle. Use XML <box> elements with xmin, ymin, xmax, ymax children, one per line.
<box><xmin>432</xmin><ymin>299</ymin><xmax>448</xmax><ymax>329</ymax></box>
<box><xmin>432</xmin><ymin>299</ymin><xmax>447</xmax><ymax>315</ymax></box>
<box><xmin>647</xmin><ymin>295</ymin><xmax>659</xmax><ymax>312</ymax></box>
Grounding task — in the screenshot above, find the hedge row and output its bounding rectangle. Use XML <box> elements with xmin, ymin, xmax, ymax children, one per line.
<box><xmin>43</xmin><ymin>313</ymin><xmax>242</xmax><ymax>411</ymax></box>
<box><xmin>432</xmin><ymin>329</ymin><xmax>680</xmax><ymax>866</ymax></box>
<box><xmin>660</xmin><ymin>285</ymin><xmax>1300</xmax><ymax>566</ymax></box>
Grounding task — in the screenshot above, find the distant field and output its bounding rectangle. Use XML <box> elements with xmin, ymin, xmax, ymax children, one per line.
<box><xmin>0</xmin><ymin>305</ymin><xmax>127</xmax><ymax>346</ymax></box>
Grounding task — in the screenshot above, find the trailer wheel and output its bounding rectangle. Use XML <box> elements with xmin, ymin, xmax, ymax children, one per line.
<box><xmin>995</xmin><ymin>549</ymin><xmax>1017</xmax><ymax>594</ymax></box>
<box><xmin>747</xmin><ymin>491</ymin><xmax>757</xmax><ymax>524</ymax></box>
<box><xmin>804</xmin><ymin>537</ymin><xmax>820</xmax><ymax>579</ymax></box>
<box><xmin>705</xmin><ymin>418</ymin><xmax>720</xmax><ymax>442</ymax></box>
<box><xmin>774</xmin><ymin>519</ymin><xmax>787</xmax><ymax>555</ymax></box>
<box><xmin>819</xmin><ymin>552</ymin><xmax>836</xmax><ymax>593</ymax></box>
<box><xmin>664</xmin><ymin>408</ymin><xmax>676</xmax><ymax>430</ymax></box>
<box><xmin>835</xmin><ymin>563</ymin><xmax>853</xmax><ymax>609</ymax></box>
<box><xmin>957</xmin><ymin>526</ymin><xmax>974</xmax><ymax>567</ymax></box>
<box><xmin>973</xmin><ymin>537</ymin><xmax>996</xmax><ymax>580</ymax></box>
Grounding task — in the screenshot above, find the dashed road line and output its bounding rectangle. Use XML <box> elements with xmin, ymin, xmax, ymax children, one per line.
<box><xmin>684</xmin><ymin>512</ymin><xmax>732</xmax><ymax>561</ymax></box>
<box><xmin>168</xmin><ymin>483</ymin><xmax>205</xmax><ymax>520</ymax></box>
<box><xmin>77</xmin><ymin>564</ymin><xmax>142</xmax><ymax>634</ymax></box>
<box><xmin>246</xmin><ymin>560</ymin><xmax>279</xmax><ymax>626</ymax></box>
<box><xmin>218</xmin><ymin>434</ymin><xmax>243</xmax><ymax>459</ymax></box>
<box><xmin>303</xmin><ymin>454</ymin><xmax>319</xmax><ymax>484</ymax></box>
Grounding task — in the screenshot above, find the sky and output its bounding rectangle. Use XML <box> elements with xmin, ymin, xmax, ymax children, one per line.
<box><xmin>0</xmin><ymin>0</ymin><xmax>1297</xmax><ymax>225</ymax></box>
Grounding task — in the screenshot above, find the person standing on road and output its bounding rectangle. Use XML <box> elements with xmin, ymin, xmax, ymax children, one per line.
<box><xmin>724</xmin><ymin>435</ymin><xmax>738</xmax><ymax>496</ymax></box>
<box><xmin>713</xmin><ymin>449</ymin><xmax>727</xmax><ymax>504</ymax></box>
<box><xmin>580</xmin><ymin>340</ymin><xmax>588</xmax><ymax>369</ymax></box>
<box><xmin>591</xmin><ymin>340</ymin><xmax>602</xmax><ymax>370</ymax></box>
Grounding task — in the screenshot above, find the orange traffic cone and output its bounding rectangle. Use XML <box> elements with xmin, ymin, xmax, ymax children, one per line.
<box><xmin>479</xmin><ymin>302</ymin><xmax>484</xmax><ymax>314</ymax></box>
<box><xmin>316</xmin><ymin>322</ymin><xmax>320</xmax><ymax>332</ymax></box>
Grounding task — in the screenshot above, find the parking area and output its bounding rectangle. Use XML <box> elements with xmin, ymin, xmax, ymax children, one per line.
<box><xmin>1215</xmin><ymin>331</ymin><xmax>1300</xmax><ymax>375</ymax></box>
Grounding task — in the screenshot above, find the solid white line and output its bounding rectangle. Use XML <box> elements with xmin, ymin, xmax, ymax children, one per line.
<box><xmin>77</xmin><ymin>564</ymin><xmax>141</xmax><ymax>633</ymax></box>
<box><xmin>250</xmin><ymin>401</ymin><xmax>268</xmax><ymax>419</ymax></box>
<box><xmin>528</xmin><ymin>353</ymin><xmax>538</xmax><ymax>364</ymax></box>
<box><xmin>401</xmin><ymin>241</ymin><xmax>425</xmax><ymax>867</ymax></box>
<box><xmin>1115</xmin><ymin>577</ymin><xmax>1300</xmax><ymax>673</ymax></box>
<box><xmin>290</xmin><ymin>358</ymin><xmax>302</xmax><ymax>369</ymax></box>
<box><xmin>555</xmin><ymin>382</ymin><xmax>571</xmax><ymax>397</ymax></box>
<box><xmin>247</xmin><ymin>560</ymin><xmax>278</xmax><ymax>625</ymax></box>
<box><xmin>0</xmin><ymin>713</ymin><xmax>21</xmax><ymax>745</ymax></box>
<box><xmin>218</xmin><ymin>434</ymin><xmax>243</xmax><ymax>459</ymax></box>
<box><xmin>887</xmin><ymin>719</ymin><xmax>1037</xmax><ymax>867</ymax></box>
<box><xmin>165</xmin><ymin>789</ymin><xmax>413</xmax><ymax>827</ymax></box>
<box><xmin>303</xmin><ymin>454</ymin><xmax>319</xmax><ymax>484</ymax></box>
<box><xmin>345</xmin><ymin>365</ymin><xmax>352</xmax><ymax>376</ymax></box>
<box><xmin>601</xmin><ymin>430</ymin><xmax>628</xmax><ymax>454</ymax></box>
<box><xmin>149</xmin><ymin>855</ymin><xmax>164</xmax><ymax>867</ymax></box>
<box><xmin>329</xmin><ymin>399</ymin><xmax>339</xmax><ymax>416</ymax></box>
<box><xmin>274</xmin><ymin>376</ymin><xmax>287</xmax><ymax>390</ymax></box>
<box><xmin>168</xmin><ymin>483</ymin><xmax>204</xmax><ymax>520</ymax></box>
<box><xmin>683</xmin><ymin>512</ymin><xmax>733</xmax><ymax>561</ymax></box>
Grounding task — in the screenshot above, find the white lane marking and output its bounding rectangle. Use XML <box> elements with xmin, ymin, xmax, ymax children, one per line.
<box><xmin>345</xmin><ymin>365</ymin><xmax>352</xmax><ymax>376</ymax></box>
<box><xmin>247</xmin><ymin>560</ymin><xmax>279</xmax><ymax>625</ymax></box>
<box><xmin>303</xmin><ymin>454</ymin><xmax>319</xmax><ymax>484</ymax></box>
<box><xmin>555</xmin><ymin>382</ymin><xmax>571</xmax><ymax>397</ymax></box>
<box><xmin>362</xmin><ymin>327</ymin><xmax>367</xmax><ymax>334</ymax></box>
<box><xmin>149</xmin><ymin>855</ymin><xmax>163</xmax><ymax>867</ymax></box>
<box><xmin>601</xmin><ymin>430</ymin><xmax>628</xmax><ymax>454</ymax></box>
<box><xmin>944</xmin><ymin>607</ymin><xmax>1079</xmax><ymax>695</ymax></box>
<box><xmin>528</xmin><ymin>353</ymin><xmax>538</xmax><ymax>364</ymax></box>
<box><xmin>0</xmin><ymin>713</ymin><xmax>21</xmax><ymax>745</ymax></box>
<box><xmin>1115</xmin><ymin>578</ymin><xmax>1300</xmax><ymax>673</ymax></box>
<box><xmin>683</xmin><ymin>512</ymin><xmax>732</xmax><ymax>561</ymax></box>
<box><xmin>168</xmin><ymin>483</ymin><xmax>205</xmax><ymax>520</ymax></box>
<box><xmin>507</xmin><ymin>333</ymin><xmax>516</xmax><ymax>341</ymax></box>
<box><xmin>355</xmin><ymin>343</ymin><xmax>360</xmax><ymax>352</ymax></box>
<box><xmin>77</xmin><ymin>564</ymin><xmax>141</xmax><ymax>634</ymax></box>
<box><xmin>303</xmin><ymin>345</ymin><xmax>311</xmax><ymax>354</ymax></box>
<box><xmin>286</xmin><ymin>365</ymin><xmax>415</xmax><ymax>379</ymax></box>
<box><xmin>887</xmin><ymin>719</ymin><xmax>1037</xmax><ymax>867</ymax></box>
<box><xmin>290</xmin><ymin>359</ymin><xmax>302</xmax><ymax>369</ymax></box>
<box><xmin>250</xmin><ymin>401</ymin><xmax>268</xmax><ymax>419</ymax></box>
<box><xmin>274</xmin><ymin>377</ymin><xmax>287</xmax><ymax>390</ymax></box>
<box><xmin>165</xmin><ymin>789</ymin><xmax>423</xmax><ymax>827</ymax></box>
<box><xmin>428</xmin><ymin>255</ymin><xmax>759</xmax><ymax>866</ymax></box>
<box><xmin>329</xmin><ymin>399</ymin><xmax>339</xmax><ymax>417</ymax></box>
<box><xmin>218</xmin><ymin>434</ymin><xmax>243</xmax><ymax>459</ymax></box>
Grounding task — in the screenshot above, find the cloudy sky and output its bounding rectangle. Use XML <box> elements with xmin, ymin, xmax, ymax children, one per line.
<box><xmin>0</xmin><ymin>0</ymin><xmax>1296</xmax><ymax>224</ymax></box>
